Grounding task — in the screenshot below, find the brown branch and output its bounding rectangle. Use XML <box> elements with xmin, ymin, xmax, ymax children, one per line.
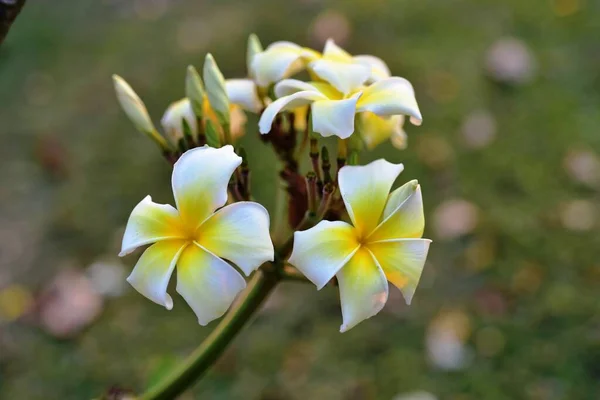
<box><xmin>0</xmin><ymin>0</ymin><xmax>26</xmax><ymax>46</ymax></box>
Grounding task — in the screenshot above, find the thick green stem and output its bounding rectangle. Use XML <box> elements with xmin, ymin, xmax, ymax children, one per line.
<box><xmin>139</xmin><ymin>267</ymin><xmax>279</xmax><ymax>400</ymax></box>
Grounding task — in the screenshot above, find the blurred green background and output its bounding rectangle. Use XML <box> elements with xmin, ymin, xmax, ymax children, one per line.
<box><xmin>1</xmin><ymin>0</ymin><xmax>600</xmax><ymax>399</ymax></box>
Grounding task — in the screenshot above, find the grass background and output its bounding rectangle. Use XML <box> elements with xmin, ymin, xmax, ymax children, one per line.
<box><xmin>1</xmin><ymin>0</ymin><xmax>599</xmax><ymax>398</ymax></box>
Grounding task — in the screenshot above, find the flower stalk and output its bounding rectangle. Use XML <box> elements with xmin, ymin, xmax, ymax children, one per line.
<box><xmin>138</xmin><ymin>266</ymin><xmax>280</xmax><ymax>400</ymax></box>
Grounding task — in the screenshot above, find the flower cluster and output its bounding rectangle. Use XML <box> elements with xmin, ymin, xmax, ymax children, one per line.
<box><xmin>113</xmin><ymin>35</ymin><xmax>430</xmax><ymax>332</ymax></box>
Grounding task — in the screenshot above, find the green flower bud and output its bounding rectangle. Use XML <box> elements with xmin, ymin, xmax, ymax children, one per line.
<box><xmin>112</xmin><ymin>74</ymin><xmax>169</xmax><ymax>150</ymax></box>
<box><xmin>185</xmin><ymin>65</ymin><xmax>205</xmax><ymax>118</ymax></box>
<box><xmin>246</xmin><ymin>33</ymin><xmax>263</xmax><ymax>78</ymax></box>
<box><xmin>203</xmin><ymin>54</ymin><xmax>230</xmax><ymax>127</ymax></box>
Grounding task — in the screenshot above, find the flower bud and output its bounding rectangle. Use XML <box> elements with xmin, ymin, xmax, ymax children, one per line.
<box><xmin>246</xmin><ymin>33</ymin><xmax>263</xmax><ymax>78</ymax></box>
<box><xmin>161</xmin><ymin>98</ymin><xmax>197</xmax><ymax>143</ymax></box>
<box><xmin>112</xmin><ymin>74</ymin><xmax>169</xmax><ymax>150</ymax></box>
<box><xmin>112</xmin><ymin>74</ymin><xmax>155</xmax><ymax>134</ymax></box>
<box><xmin>185</xmin><ymin>65</ymin><xmax>205</xmax><ymax>118</ymax></box>
<box><xmin>203</xmin><ymin>53</ymin><xmax>230</xmax><ymax>127</ymax></box>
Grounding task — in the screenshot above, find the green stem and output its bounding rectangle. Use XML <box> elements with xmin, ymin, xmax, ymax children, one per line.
<box><xmin>139</xmin><ymin>267</ymin><xmax>279</xmax><ymax>400</ymax></box>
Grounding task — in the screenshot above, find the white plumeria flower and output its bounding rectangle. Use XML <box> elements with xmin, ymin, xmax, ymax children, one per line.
<box><xmin>250</xmin><ymin>41</ymin><xmax>319</xmax><ymax>88</ymax></box>
<box><xmin>258</xmin><ymin>77</ymin><xmax>422</xmax><ymax>139</ymax></box>
<box><xmin>309</xmin><ymin>39</ymin><xmax>391</xmax><ymax>95</ymax></box>
<box><xmin>120</xmin><ymin>145</ymin><xmax>274</xmax><ymax>325</ymax></box>
<box><xmin>288</xmin><ymin>159</ymin><xmax>431</xmax><ymax>332</ymax></box>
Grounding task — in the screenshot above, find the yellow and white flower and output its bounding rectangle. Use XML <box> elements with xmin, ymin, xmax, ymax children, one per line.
<box><xmin>250</xmin><ymin>41</ymin><xmax>319</xmax><ymax>88</ymax></box>
<box><xmin>288</xmin><ymin>159</ymin><xmax>430</xmax><ymax>332</ymax></box>
<box><xmin>120</xmin><ymin>145</ymin><xmax>274</xmax><ymax>325</ymax></box>
<box><xmin>309</xmin><ymin>39</ymin><xmax>391</xmax><ymax>94</ymax></box>
<box><xmin>258</xmin><ymin>77</ymin><xmax>422</xmax><ymax>139</ymax></box>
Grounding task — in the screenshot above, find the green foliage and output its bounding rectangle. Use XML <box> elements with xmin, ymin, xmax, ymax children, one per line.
<box><xmin>1</xmin><ymin>0</ymin><xmax>599</xmax><ymax>399</ymax></box>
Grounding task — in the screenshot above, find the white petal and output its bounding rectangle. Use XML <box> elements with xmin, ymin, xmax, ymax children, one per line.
<box><xmin>368</xmin><ymin>182</ymin><xmax>425</xmax><ymax>242</ymax></box>
<box><xmin>353</xmin><ymin>55</ymin><xmax>391</xmax><ymax>82</ymax></box>
<box><xmin>338</xmin><ymin>159</ymin><xmax>404</xmax><ymax>237</ymax></box>
<box><xmin>120</xmin><ymin>195</ymin><xmax>186</xmax><ymax>257</ymax></box>
<box><xmin>310</xmin><ymin>92</ymin><xmax>361</xmax><ymax>139</ymax></box>
<box><xmin>251</xmin><ymin>42</ymin><xmax>308</xmax><ymax>88</ymax></box>
<box><xmin>172</xmin><ymin>146</ymin><xmax>242</xmax><ymax>230</ymax></box>
<box><xmin>196</xmin><ymin>202</ymin><xmax>274</xmax><ymax>276</ymax></box>
<box><xmin>258</xmin><ymin>91</ymin><xmax>326</xmax><ymax>134</ymax></box>
<box><xmin>368</xmin><ymin>239</ymin><xmax>431</xmax><ymax>304</ymax></box>
<box><xmin>275</xmin><ymin>79</ymin><xmax>342</xmax><ymax>100</ymax></box>
<box><xmin>225</xmin><ymin>79</ymin><xmax>262</xmax><ymax>113</ymax></box>
<box><xmin>274</xmin><ymin>79</ymin><xmax>323</xmax><ymax>97</ymax></box>
<box><xmin>310</xmin><ymin>59</ymin><xmax>370</xmax><ymax>95</ymax></box>
<box><xmin>356</xmin><ymin>77</ymin><xmax>422</xmax><ymax>125</ymax></box>
<box><xmin>126</xmin><ymin>239</ymin><xmax>188</xmax><ymax>309</ymax></box>
<box><xmin>337</xmin><ymin>247</ymin><xmax>389</xmax><ymax>332</ymax></box>
<box><xmin>288</xmin><ymin>220</ymin><xmax>360</xmax><ymax>289</ymax></box>
<box><xmin>322</xmin><ymin>39</ymin><xmax>353</xmax><ymax>61</ymax></box>
<box><xmin>176</xmin><ymin>243</ymin><xmax>246</xmax><ymax>325</ymax></box>
<box><xmin>161</xmin><ymin>98</ymin><xmax>197</xmax><ymax>142</ymax></box>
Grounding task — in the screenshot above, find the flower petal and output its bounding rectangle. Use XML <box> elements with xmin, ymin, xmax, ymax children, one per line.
<box><xmin>225</xmin><ymin>79</ymin><xmax>262</xmax><ymax>113</ymax></box>
<box><xmin>120</xmin><ymin>195</ymin><xmax>186</xmax><ymax>257</ymax></box>
<box><xmin>176</xmin><ymin>243</ymin><xmax>246</xmax><ymax>325</ymax></box>
<box><xmin>322</xmin><ymin>39</ymin><xmax>353</xmax><ymax>61</ymax></box>
<box><xmin>161</xmin><ymin>98</ymin><xmax>197</xmax><ymax>142</ymax></box>
<box><xmin>359</xmin><ymin>112</ymin><xmax>404</xmax><ymax>149</ymax></box>
<box><xmin>250</xmin><ymin>42</ymin><xmax>315</xmax><ymax>87</ymax></box>
<box><xmin>352</xmin><ymin>55</ymin><xmax>391</xmax><ymax>82</ymax></box>
<box><xmin>310</xmin><ymin>92</ymin><xmax>361</xmax><ymax>139</ymax></box>
<box><xmin>275</xmin><ymin>79</ymin><xmax>342</xmax><ymax>99</ymax></box>
<box><xmin>172</xmin><ymin>146</ymin><xmax>242</xmax><ymax>230</ymax></box>
<box><xmin>310</xmin><ymin>59</ymin><xmax>370</xmax><ymax>95</ymax></box>
<box><xmin>356</xmin><ymin>77</ymin><xmax>422</xmax><ymax>125</ymax></box>
<box><xmin>126</xmin><ymin>239</ymin><xmax>188</xmax><ymax>309</ymax></box>
<box><xmin>367</xmin><ymin>239</ymin><xmax>431</xmax><ymax>304</ymax></box>
<box><xmin>367</xmin><ymin>181</ymin><xmax>424</xmax><ymax>242</ymax></box>
<box><xmin>337</xmin><ymin>247</ymin><xmax>388</xmax><ymax>332</ymax></box>
<box><xmin>258</xmin><ymin>91</ymin><xmax>326</xmax><ymax>134</ymax></box>
<box><xmin>288</xmin><ymin>220</ymin><xmax>360</xmax><ymax>289</ymax></box>
<box><xmin>196</xmin><ymin>202</ymin><xmax>274</xmax><ymax>276</ymax></box>
<box><xmin>338</xmin><ymin>159</ymin><xmax>404</xmax><ymax>237</ymax></box>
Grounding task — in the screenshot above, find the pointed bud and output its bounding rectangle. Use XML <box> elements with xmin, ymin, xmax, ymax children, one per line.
<box><xmin>112</xmin><ymin>74</ymin><xmax>169</xmax><ymax>150</ymax></box>
<box><xmin>113</xmin><ymin>74</ymin><xmax>155</xmax><ymax>134</ymax></box>
<box><xmin>185</xmin><ymin>66</ymin><xmax>205</xmax><ymax>118</ymax></box>
<box><xmin>203</xmin><ymin>54</ymin><xmax>230</xmax><ymax>126</ymax></box>
<box><xmin>246</xmin><ymin>33</ymin><xmax>263</xmax><ymax>78</ymax></box>
<box><xmin>204</xmin><ymin>119</ymin><xmax>222</xmax><ymax>148</ymax></box>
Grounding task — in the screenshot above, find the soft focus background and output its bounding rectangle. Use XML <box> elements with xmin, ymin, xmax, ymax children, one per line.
<box><xmin>1</xmin><ymin>0</ymin><xmax>599</xmax><ymax>399</ymax></box>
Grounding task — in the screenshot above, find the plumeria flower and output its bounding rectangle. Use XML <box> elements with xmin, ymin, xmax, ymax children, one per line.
<box><xmin>258</xmin><ymin>77</ymin><xmax>422</xmax><ymax>139</ymax></box>
<box><xmin>120</xmin><ymin>145</ymin><xmax>274</xmax><ymax>325</ymax></box>
<box><xmin>358</xmin><ymin>112</ymin><xmax>408</xmax><ymax>150</ymax></box>
<box><xmin>288</xmin><ymin>159</ymin><xmax>431</xmax><ymax>332</ymax></box>
<box><xmin>250</xmin><ymin>41</ymin><xmax>320</xmax><ymax>88</ymax></box>
<box><xmin>161</xmin><ymin>98</ymin><xmax>249</xmax><ymax>143</ymax></box>
<box><xmin>309</xmin><ymin>39</ymin><xmax>391</xmax><ymax>95</ymax></box>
